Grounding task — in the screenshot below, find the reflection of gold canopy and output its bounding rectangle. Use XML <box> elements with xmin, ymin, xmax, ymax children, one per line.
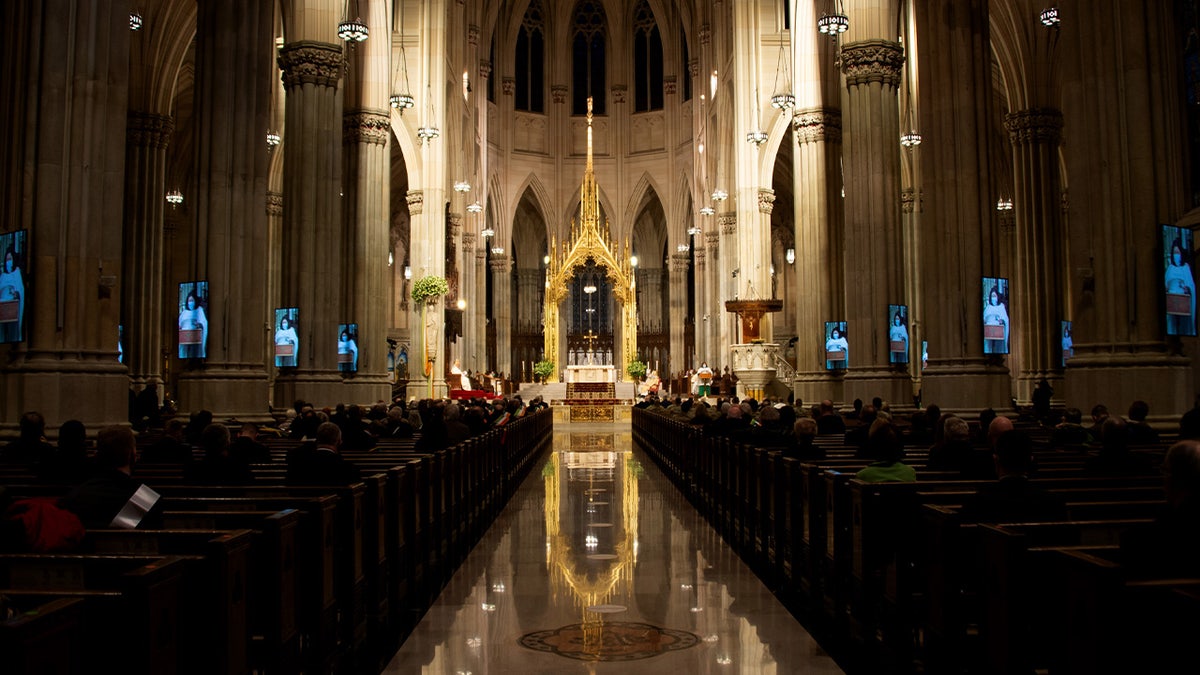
<box><xmin>543</xmin><ymin>97</ymin><xmax>637</xmax><ymax>381</ymax></box>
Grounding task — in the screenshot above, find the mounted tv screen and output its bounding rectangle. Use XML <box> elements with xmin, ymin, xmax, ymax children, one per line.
<box><xmin>0</xmin><ymin>229</ymin><xmax>29</xmax><ymax>344</ymax></box>
<box><xmin>177</xmin><ymin>281</ymin><xmax>209</xmax><ymax>359</ymax></box>
<box><xmin>1163</xmin><ymin>224</ymin><xmax>1197</xmax><ymax>337</ymax></box>
<box><xmin>982</xmin><ymin>277</ymin><xmax>1010</xmax><ymax>355</ymax></box>
<box><xmin>337</xmin><ymin>322</ymin><xmax>359</xmax><ymax>374</ymax></box>
<box><xmin>274</xmin><ymin>307</ymin><xmax>299</xmax><ymax>368</ymax></box>
<box><xmin>824</xmin><ymin>321</ymin><xmax>848</xmax><ymax>370</ymax></box>
<box><xmin>888</xmin><ymin>304</ymin><xmax>909</xmax><ymax>365</ymax></box>
<box><xmin>1061</xmin><ymin>320</ymin><xmax>1073</xmax><ymax>367</ymax></box>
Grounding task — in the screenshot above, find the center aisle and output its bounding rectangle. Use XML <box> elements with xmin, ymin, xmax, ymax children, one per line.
<box><xmin>384</xmin><ymin>421</ymin><xmax>843</xmax><ymax>674</ymax></box>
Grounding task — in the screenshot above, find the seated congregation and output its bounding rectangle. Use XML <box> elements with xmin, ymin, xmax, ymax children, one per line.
<box><xmin>633</xmin><ymin>393</ymin><xmax>1200</xmax><ymax>674</ymax></box>
<box><xmin>0</xmin><ymin>395</ymin><xmax>552</xmax><ymax>674</ymax></box>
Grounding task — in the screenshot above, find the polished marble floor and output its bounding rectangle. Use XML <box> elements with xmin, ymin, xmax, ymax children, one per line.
<box><xmin>384</xmin><ymin>421</ymin><xmax>843</xmax><ymax>675</ymax></box>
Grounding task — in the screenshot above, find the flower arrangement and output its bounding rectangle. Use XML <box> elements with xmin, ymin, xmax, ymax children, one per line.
<box><xmin>626</xmin><ymin>359</ymin><xmax>648</xmax><ymax>381</ymax></box>
<box><xmin>411</xmin><ymin>275</ymin><xmax>449</xmax><ymax>305</ymax></box>
<box><xmin>533</xmin><ymin>359</ymin><xmax>555</xmax><ymax>383</ymax></box>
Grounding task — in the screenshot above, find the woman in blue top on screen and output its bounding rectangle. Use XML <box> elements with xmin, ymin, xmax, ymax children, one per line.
<box><xmin>0</xmin><ymin>247</ymin><xmax>25</xmax><ymax>343</ymax></box>
<box><xmin>275</xmin><ymin>316</ymin><xmax>298</xmax><ymax>367</ymax></box>
<box><xmin>889</xmin><ymin>311</ymin><xmax>909</xmax><ymax>364</ymax></box>
<box><xmin>1165</xmin><ymin>239</ymin><xmax>1196</xmax><ymax>335</ymax></box>
<box><xmin>177</xmin><ymin>291</ymin><xmax>208</xmax><ymax>358</ymax></box>
<box><xmin>825</xmin><ymin>326</ymin><xmax>848</xmax><ymax>366</ymax></box>
<box><xmin>983</xmin><ymin>286</ymin><xmax>1009</xmax><ymax>354</ymax></box>
<box><xmin>338</xmin><ymin>328</ymin><xmax>359</xmax><ymax>373</ymax></box>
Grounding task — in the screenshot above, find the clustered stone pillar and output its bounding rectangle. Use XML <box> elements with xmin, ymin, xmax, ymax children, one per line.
<box><xmin>176</xmin><ymin>0</ymin><xmax>274</xmax><ymax>419</ymax></box>
<box><xmin>341</xmin><ymin>108</ymin><xmax>392</xmax><ymax>403</ymax></box>
<box><xmin>718</xmin><ymin>214</ymin><xmax>738</xmax><ymax>352</ymax></box>
<box><xmin>693</xmin><ymin>247</ymin><xmax>707</xmax><ymax>366</ymax></box>
<box><xmin>275</xmin><ymin>36</ymin><xmax>345</xmax><ymax>407</ymax></box>
<box><xmin>490</xmin><ymin>254</ymin><xmax>512</xmax><ymax>379</ymax></box>
<box><xmin>1006</xmin><ymin>108</ymin><xmax>1065</xmax><ymax>405</ymax></box>
<box><xmin>916</xmin><ymin>0</ymin><xmax>1011</xmax><ymax>413</ymax></box>
<box><xmin>0</xmin><ymin>0</ymin><xmax>131</xmax><ymax>430</ymax></box>
<box><xmin>123</xmin><ymin>111</ymin><xmax>174</xmax><ymax>396</ymax></box>
<box><xmin>705</xmin><ymin>230</ymin><xmax>724</xmax><ymax>367</ymax></box>
<box><xmin>792</xmin><ymin>107</ymin><xmax>845</xmax><ymax>404</ymax></box>
<box><xmin>461</xmin><ymin>232</ymin><xmax>478</xmax><ymax>370</ymax></box>
<box><xmin>1060</xmin><ymin>0</ymin><xmax>1193</xmax><ymax>416</ymax></box>
<box><xmin>669</xmin><ymin>252</ymin><xmax>690</xmax><ymax>375</ymax></box>
<box><xmin>840</xmin><ymin>37</ymin><xmax>911</xmax><ymax>407</ymax></box>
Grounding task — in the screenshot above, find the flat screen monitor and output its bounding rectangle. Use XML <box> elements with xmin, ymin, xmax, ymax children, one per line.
<box><xmin>981</xmin><ymin>277</ymin><xmax>1010</xmax><ymax>354</ymax></box>
<box><xmin>1061</xmin><ymin>320</ymin><xmax>1073</xmax><ymax>367</ymax></box>
<box><xmin>177</xmin><ymin>281</ymin><xmax>209</xmax><ymax>359</ymax></box>
<box><xmin>0</xmin><ymin>229</ymin><xmax>29</xmax><ymax>344</ymax></box>
<box><xmin>888</xmin><ymin>304</ymin><xmax>909</xmax><ymax>364</ymax></box>
<box><xmin>1163</xmin><ymin>224</ymin><xmax>1196</xmax><ymax>336</ymax></box>
<box><xmin>274</xmin><ymin>307</ymin><xmax>299</xmax><ymax>368</ymax></box>
<box><xmin>824</xmin><ymin>321</ymin><xmax>848</xmax><ymax>370</ymax></box>
<box><xmin>337</xmin><ymin>322</ymin><xmax>359</xmax><ymax>374</ymax></box>
<box><xmin>118</xmin><ymin>324</ymin><xmax>124</xmax><ymax>363</ymax></box>
<box><xmin>922</xmin><ymin>340</ymin><xmax>928</xmax><ymax>371</ymax></box>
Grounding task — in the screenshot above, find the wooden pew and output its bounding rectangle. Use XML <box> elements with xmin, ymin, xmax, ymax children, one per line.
<box><xmin>0</xmin><ymin>554</ymin><xmax>188</xmax><ymax>674</ymax></box>
<box><xmin>0</xmin><ymin>597</ymin><xmax>86</xmax><ymax>675</ymax></box>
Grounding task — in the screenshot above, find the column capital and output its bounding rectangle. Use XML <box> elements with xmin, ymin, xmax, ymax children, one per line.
<box><xmin>718</xmin><ymin>213</ymin><xmax>737</xmax><ymax>236</ymax></box>
<box><xmin>406</xmin><ymin>190</ymin><xmax>424</xmax><ymax>215</ymax></box>
<box><xmin>127</xmin><ymin>111</ymin><xmax>174</xmax><ymax>149</ymax></box>
<box><xmin>479</xmin><ymin>60</ymin><xmax>492</xmax><ymax>79</ymax></box>
<box><xmin>552</xmin><ymin>85</ymin><xmax>567</xmax><ymax>104</ymax></box>
<box><xmin>1004</xmin><ymin>107</ymin><xmax>1063</xmax><ymax>145</ymax></box>
<box><xmin>670</xmin><ymin>252</ymin><xmax>691</xmax><ymax>272</ymax></box>
<box><xmin>266</xmin><ymin>191</ymin><xmax>283</xmax><ymax>217</ymax></box>
<box><xmin>840</xmin><ymin>39</ymin><xmax>905</xmax><ymax>88</ymax></box>
<box><xmin>664</xmin><ymin>76</ymin><xmax>677</xmax><ymax>96</ymax></box>
<box><xmin>758</xmin><ymin>188</ymin><xmax>776</xmax><ymax>214</ymax></box>
<box><xmin>449</xmin><ymin>213</ymin><xmax>463</xmax><ymax>237</ymax></box>
<box><xmin>343</xmin><ymin>110</ymin><xmax>390</xmax><ymax>145</ymax></box>
<box><xmin>277</xmin><ymin>41</ymin><xmax>344</xmax><ymax>89</ymax></box>
<box><xmin>694</xmin><ymin>248</ymin><xmax>706</xmax><ymax>265</ymax></box>
<box><xmin>901</xmin><ymin>187</ymin><xmax>922</xmax><ymax>214</ymax></box>
<box><xmin>705</xmin><ymin>231</ymin><xmax>721</xmax><ymax>249</ymax></box>
<box><xmin>689</xmin><ymin>58</ymin><xmax>699</xmax><ymax>79</ymax></box>
<box><xmin>611</xmin><ymin>85</ymin><xmax>627</xmax><ymax>104</ymax></box>
<box><xmin>792</xmin><ymin>106</ymin><xmax>842</xmax><ymax>145</ymax></box>
<box><xmin>502</xmin><ymin>77</ymin><xmax>515</xmax><ymax>95</ymax></box>
<box><xmin>467</xmin><ymin>24</ymin><xmax>479</xmax><ymax>47</ymax></box>
<box><xmin>489</xmin><ymin>254</ymin><xmax>511</xmax><ymax>272</ymax></box>
<box><xmin>462</xmin><ymin>232</ymin><xmax>476</xmax><ymax>252</ymax></box>
<box><xmin>699</xmin><ymin>24</ymin><xmax>711</xmax><ymax>45</ymax></box>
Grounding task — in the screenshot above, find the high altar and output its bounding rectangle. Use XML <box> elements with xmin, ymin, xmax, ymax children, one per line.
<box><xmin>542</xmin><ymin>98</ymin><xmax>636</xmax><ymax>383</ymax></box>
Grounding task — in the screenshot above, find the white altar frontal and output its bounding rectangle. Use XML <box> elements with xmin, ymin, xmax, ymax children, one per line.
<box><xmin>565</xmin><ymin>365</ymin><xmax>616</xmax><ymax>383</ymax></box>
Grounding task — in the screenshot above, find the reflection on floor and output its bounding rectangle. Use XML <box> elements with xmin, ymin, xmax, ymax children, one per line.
<box><xmin>384</xmin><ymin>421</ymin><xmax>843</xmax><ymax>674</ymax></box>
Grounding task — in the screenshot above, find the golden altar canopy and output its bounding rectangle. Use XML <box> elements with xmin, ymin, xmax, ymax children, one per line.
<box><xmin>542</xmin><ymin>98</ymin><xmax>637</xmax><ymax>381</ymax></box>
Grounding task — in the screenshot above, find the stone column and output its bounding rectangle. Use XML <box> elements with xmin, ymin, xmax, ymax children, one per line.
<box><xmin>122</xmin><ymin>112</ymin><xmax>173</xmax><ymax>395</ymax></box>
<box><xmin>266</xmin><ymin>191</ymin><xmax>283</xmax><ymax>393</ymax></box>
<box><xmin>0</xmin><ymin>0</ymin><xmax>131</xmax><ymax>430</ymax></box>
<box><xmin>274</xmin><ymin>27</ymin><xmax>346</xmax><ymax>407</ymax></box>
<box><xmin>840</xmin><ymin>36</ymin><xmax>911</xmax><ymax>407</ymax></box>
<box><xmin>475</xmin><ymin>246</ymin><xmax>488</xmax><ymax>372</ymax></box>
<box><xmin>694</xmin><ymin>247</ymin><xmax>707</xmax><ymax>366</ymax></box>
<box><xmin>1060</xmin><ymin>0</ymin><xmax>1193</xmax><ymax>416</ymax></box>
<box><xmin>792</xmin><ymin>107</ymin><xmax>845</xmax><ymax>404</ymax></box>
<box><xmin>669</xmin><ymin>252</ymin><xmax>690</xmax><ymax>375</ymax></box>
<box><xmin>637</xmin><ymin>268</ymin><xmax>664</xmax><ymax>334</ymax></box>
<box><xmin>1006</xmin><ymin>108</ymin><xmax>1065</xmax><ymax>405</ymax></box>
<box><xmin>915</xmin><ymin>0</ymin><xmax>1010</xmax><ymax>413</ymax></box>
<box><xmin>718</xmin><ymin>214</ymin><xmax>738</xmax><ymax>358</ymax></box>
<box><xmin>461</xmin><ymin>231</ymin><xmax>478</xmax><ymax>370</ymax></box>
<box><xmin>490</xmin><ymin>254</ymin><xmax>512</xmax><ymax>379</ymax></box>
<box><xmin>176</xmin><ymin>0</ymin><xmax>274</xmax><ymax>419</ymax></box>
<box><xmin>705</xmin><ymin>230</ymin><xmax>723</xmax><ymax>366</ymax></box>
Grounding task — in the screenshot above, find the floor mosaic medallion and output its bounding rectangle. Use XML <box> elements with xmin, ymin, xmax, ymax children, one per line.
<box><xmin>519</xmin><ymin>621</ymin><xmax>700</xmax><ymax>661</ymax></box>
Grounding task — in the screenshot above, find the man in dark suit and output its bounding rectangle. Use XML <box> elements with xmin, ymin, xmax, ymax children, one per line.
<box><xmin>229</xmin><ymin>422</ymin><xmax>272</xmax><ymax>464</ymax></box>
<box><xmin>815</xmin><ymin>400</ymin><xmax>846</xmax><ymax>435</ymax></box>
<box><xmin>60</xmin><ymin>426</ymin><xmax>161</xmax><ymax>529</ymax></box>
<box><xmin>960</xmin><ymin>430</ymin><xmax>1068</xmax><ymax>523</ymax></box>
<box><xmin>1121</xmin><ymin>440</ymin><xmax>1200</xmax><ymax>577</ymax></box>
<box><xmin>287</xmin><ymin>422</ymin><xmax>361</xmax><ymax>485</ymax></box>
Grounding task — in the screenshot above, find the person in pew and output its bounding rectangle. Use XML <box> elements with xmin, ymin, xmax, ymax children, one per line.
<box><xmin>959</xmin><ymin>430</ymin><xmax>1068</xmax><ymax>523</ymax></box>
<box><xmin>1120</xmin><ymin>440</ymin><xmax>1200</xmax><ymax>578</ymax></box>
<box><xmin>229</xmin><ymin>422</ymin><xmax>272</xmax><ymax>464</ymax></box>
<box><xmin>140</xmin><ymin>419</ymin><xmax>193</xmax><ymax>464</ymax></box>
<box><xmin>1085</xmin><ymin>417</ymin><xmax>1156</xmax><ymax>477</ymax></box>
<box><xmin>848</xmin><ymin>405</ymin><xmax>880</xmax><ymax>457</ymax></box>
<box><xmin>1088</xmin><ymin>403</ymin><xmax>1110</xmax><ymax>438</ymax></box>
<box><xmin>379</xmin><ymin>406</ymin><xmax>416</xmax><ymax>438</ymax></box>
<box><xmin>338</xmin><ymin>405</ymin><xmax>377</xmax><ymax>451</ymax></box>
<box><xmin>987</xmin><ymin>415</ymin><xmax>1014</xmax><ymax>450</ymax></box>
<box><xmin>286</xmin><ymin>422</ymin><xmax>361</xmax><ymax>485</ymax></box>
<box><xmin>185</xmin><ymin>424</ymin><xmax>254</xmax><ymax>485</ymax></box>
<box><xmin>786</xmin><ymin>417</ymin><xmax>823</xmax><ymax>460</ymax></box>
<box><xmin>183</xmin><ymin>409</ymin><xmax>213</xmax><ymax>446</ymax></box>
<box><xmin>445</xmin><ymin>403</ymin><xmax>472</xmax><ymax>446</ymax></box>
<box><xmin>60</xmin><ymin>426</ymin><xmax>162</xmax><ymax>529</ymax></box>
<box><xmin>1126</xmin><ymin>400</ymin><xmax>1160</xmax><ymax>445</ymax></box>
<box><xmin>47</xmin><ymin>419</ymin><xmax>91</xmax><ymax>483</ymax></box>
<box><xmin>816</xmin><ymin>399</ymin><xmax>846</xmax><ymax>435</ymax></box>
<box><xmin>1179</xmin><ymin>398</ymin><xmax>1200</xmax><ymax>440</ymax></box>
<box><xmin>1</xmin><ymin>411</ymin><xmax>55</xmax><ymax>466</ymax></box>
<box><xmin>978</xmin><ymin>408</ymin><xmax>999</xmax><ymax>446</ymax></box>
<box><xmin>928</xmin><ymin>416</ymin><xmax>996</xmax><ymax>479</ymax></box>
<box><xmin>711</xmin><ymin>402</ymin><xmax>751</xmax><ymax>436</ymax></box>
<box><xmin>1050</xmin><ymin>407</ymin><xmax>1093</xmax><ymax>447</ymax></box>
<box><xmin>855</xmin><ymin>421</ymin><xmax>916</xmax><ymax>483</ymax></box>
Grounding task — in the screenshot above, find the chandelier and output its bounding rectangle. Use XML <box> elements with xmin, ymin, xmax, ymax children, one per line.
<box><xmin>996</xmin><ymin>198</ymin><xmax>1013</xmax><ymax>211</ymax></box>
<box><xmin>266</xmin><ymin>131</ymin><xmax>281</xmax><ymax>148</ymax></box>
<box><xmin>453</xmin><ymin>181</ymin><xmax>471</xmax><ymax>193</ymax></box>
<box><xmin>481</xmin><ymin>225</ymin><xmax>495</xmax><ymax>238</ymax></box>
<box><xmin>390</xmin><ymin>93</ymin><xmax>415</xmax><ymax>111</ymax></box>
<box><xmin>491</xmin><ymin>246</ymin><xmax>504</xmax><ymax>255</ymax></box>
<box><xmin>337</xmin><ymin>17</ymin><xmax>368</xmax><ymax>43</ymax></box>
<box><xmin>770</xmin><ymin>43</ymin><xmax>795</xmax><ymax>110</ymax></box>
<box><xmin>900</xmin><ymin>130</ymin><xmax>922</xmax><ymax>147</ymax></box>
<box><xmin>466</xmin><ymin>201</ymin><xmax>483</xmax><ymax>214</ymax></box>
<box><xmin>129</xmin><ymin>11</ymin><xmax>143</xmax><ymax>31</ymax></box>
<box><xmin>699</xmin><ymin>206</ymin><xmax>715</xmax><ymax>217</ymax></box>
<box><xmin>417</xmin><ymin>126</ymin><xmax>440</xmax><ymax>143</ymax></box>
<box><xmin>677</xmin><ymin>243</ymin><xmax>690</xmax><ymax>253</ymax></box>
<box><xmin>165</xmin><ymin>190</ymin><xmax>183</xmax><ymax>206</ymax></box>
<box><xmin>711</xmin><ymin>189</ymin><xmax>728</xmax><ymax>202</ymax></box>
<box><xmin>818</xmin><ymin>1</ymin><xmax>849</xmax><ymax>35</ymax></box>
<box><xmin>688</xmin><ymin>224</ymin><xmax>702</xmax><ymax>236</ymax></box>
<box><xmin>746</xmin><ymin>129</ymin><xmax>768</xmax><ymax>146</ymax></box>
<box><xmin>1039</xmin><ymin>7</ymin><xmax>1060</xmax><ymax>27</ymax></box>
